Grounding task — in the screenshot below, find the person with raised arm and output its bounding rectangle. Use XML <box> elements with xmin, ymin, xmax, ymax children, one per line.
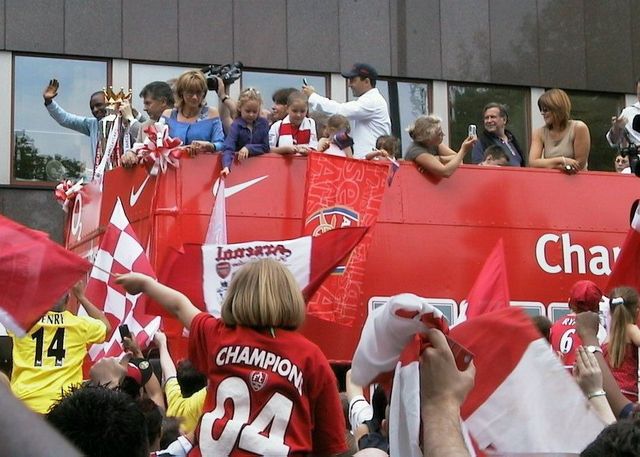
<box><xmin>9</xmin><ymin>281</ymin><xmax>110</xmax><ymax>414</ymax></box>
<box><xmin>154</xmin><ymin>331</ymin><xmax>206</xmax><ymax>435</ymax></box>
<box><xmin>117</xmin><ymin>259</ymin><xmax>346</xmax><ymax>456</ymax></box>
<box><xmin>575</xmin><ymin>311</ymin><xmax>637</xmax><ymax>419</ymax></box>
<box><xmin>405</xmin><ymin>115</ymin><xmax>476</xmax><ymax>178</ymax></box>
<box><xmin>420</xmin><ymin>328</ymin><xmax>476</xmax><ymax>457</ymax></box>
<box><xmin>303</xmin><ymin>63</ymin><xmax>390</xmax><ymax>158</ymax></box>
<box><xmin>573</xmin><ymin>345</ymin><xmax>616</xmax><ymax>424</ymax></box>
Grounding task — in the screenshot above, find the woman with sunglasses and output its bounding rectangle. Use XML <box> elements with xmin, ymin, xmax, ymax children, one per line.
<box><xmin>162</xmin><ymin>70</ymin><xmax>224</xmax><ymax>156</ymax></box>
<box><xmin>529</xmin><ymin>88</ymin><xmax>591</xmax><ymax>174</ymax></box>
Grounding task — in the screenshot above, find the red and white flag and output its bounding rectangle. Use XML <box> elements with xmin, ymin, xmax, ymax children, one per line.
<box><xmin>204</xmin><ymin>178</ymin><xmax>227</xmax><ymax>245</ymax></box>
<box><xmin>303</xmin><ymin>153</ymin><xmax>389</xmax><ymax>325</ymax></box>
<box><xmin>0</xmin><ymin>215</ymin><xmax>91</xmax><ymax>335</ymax></box>
<box><xmin>85</xmin><ymin>199</ymin><xmax>161</xmax><ymax>360</ymax></box>
<box><xmin>607</xmin><ymin>201</ymin><xmax>640</xmax><ymax>294</ymax></box>
<box><xmin>352</xmin><ymin>296</ymin><xmax>605</xmax><ymax>457</ymax></box>
<box><xmin>158</xmin><ymin>227</ymin><xmax>369</xmax><ymax>317</ymax></box>
<box><xmin>458</xmin><ymin>238</ymin><xmax>510</xmax><ymax>323</ymax></box>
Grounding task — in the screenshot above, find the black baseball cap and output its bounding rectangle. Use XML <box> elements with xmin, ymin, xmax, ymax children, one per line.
<box><xmin>341</xmin><ymin>63</ymin><xmax>378</xmax><ymax>80</ymax></box>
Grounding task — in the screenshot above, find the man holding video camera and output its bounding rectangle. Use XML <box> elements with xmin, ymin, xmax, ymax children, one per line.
<box><xmin>607</xmin><ymin>78</ymin><xmax>640</xmax><ymax>149</ymax></box>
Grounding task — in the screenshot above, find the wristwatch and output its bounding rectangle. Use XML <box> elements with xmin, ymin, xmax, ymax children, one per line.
<box><xmin>584</xmin><ymin>345</ymin><xmax>602</xmax><ymax>354</ymax></box>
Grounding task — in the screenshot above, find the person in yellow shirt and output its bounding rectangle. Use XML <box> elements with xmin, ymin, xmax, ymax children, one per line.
<box><xmin>10</xmin><ymin>281</ymin><xmax>111</xmax><ymax>413</ymax></box>
<box><xmin>154</xmin><ymin>331</ymin><xmax>206</xmax><ymax>433</ymax></box>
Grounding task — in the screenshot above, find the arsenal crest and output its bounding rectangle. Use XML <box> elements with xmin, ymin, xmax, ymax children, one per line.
<box><xmin>216</xmin><ymin>261</ymin><xmax>231</xmax><ymax>279</ymax></box>
<box><xmin>250</xmin><ymin>371</ymin><xmax>268</xmax><ymax>391</ymax></box>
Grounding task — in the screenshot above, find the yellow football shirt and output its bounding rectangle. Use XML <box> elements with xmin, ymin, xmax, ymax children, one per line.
<box><xmin>10</xmin><ymin>310</ymin><xmax>107</xmax><ymax>414</ymax></box>
<box><xmin>165</xmin><ymin>377</ymin><xmax>206</xmax><ymax>433</ymax></box>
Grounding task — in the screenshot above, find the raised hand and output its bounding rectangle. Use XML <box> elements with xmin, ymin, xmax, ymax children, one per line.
<box><xmin>43</xmin><ymin>79</ymin><xmax>60</xmax><ymax>104</ymax></box>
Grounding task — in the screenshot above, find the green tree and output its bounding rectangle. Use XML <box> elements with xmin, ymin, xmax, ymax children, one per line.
<box><xmin>14</xmin><ymin>132</ymin><xmax>84</xmax><ymax>181</ymax></box>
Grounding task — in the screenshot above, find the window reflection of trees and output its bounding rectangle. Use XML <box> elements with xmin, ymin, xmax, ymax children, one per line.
<box><xmin>13</xmin><ymin>55</ymin><xmax>107</xmax><ymax>183</ymax></box>
<box><xmin>565</xmin><ymin>90</ymin><xmax>625</xmax><ymax>172</ymax></box>
<box><xmin>14</xmin><ymin>132</ymin><xmax>84</xmax><ymax>181</ymax></box>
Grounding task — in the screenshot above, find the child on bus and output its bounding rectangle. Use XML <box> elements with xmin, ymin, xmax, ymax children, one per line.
<box><xmin>116</xmin><ymin>259</ymin><xmax>346</xmax><ymax>455</ymax></box>
<box><xmin>269</xmin><ymin>91</ymin><xmax>318</xmax><ymax>155</ymax></box>
<box><xmin>317</xmin><ymin>114</ymin><xmax>354</xmax><ymax>157</ymax></box>
<box><xmin>603</xmin><ymin>286</ymin><xmax>640</xmax><ymax>402</ymax></box>
<box><xmin>221</xmin><ymin>88</ymin><xmax>270</xmax><ymax>176</ymax></box>
<box><xmin>366</xmin><ymin>135</ymin><xmax>400</xmax><ymax>161</ymax></box>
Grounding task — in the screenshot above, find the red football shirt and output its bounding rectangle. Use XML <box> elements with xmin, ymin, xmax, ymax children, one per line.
<box><xmin>550</xmin><ymin>313</ymin><xmax>581</xmax><ymax>368</ymax></box>
<box><xmin>188</xmin><ymin>312</ymin><xmax>346</xmax><ymax>456</ymax></box>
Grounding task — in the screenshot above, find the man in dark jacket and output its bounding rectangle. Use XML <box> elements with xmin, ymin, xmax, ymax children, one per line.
<box><xmin>471</xmin><ymin>102</ymin><xmax>526</xmax><ymax>166</ymax></box>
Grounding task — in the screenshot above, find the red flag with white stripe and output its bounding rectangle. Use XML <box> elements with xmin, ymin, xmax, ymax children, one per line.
<box><xmin>458</xmin><ymin>238</ymin><xmax>510</xmax><ymax>322</ymax></box>
<box><xmin>303</xmin><ymin>153</ymin><xmax>389</xmax><ymax>325</ymax></box>
<box><xmin>0</xmin><ymin>215</ymin><xmax>91</xmax><ymax>335</ymax></box>
<box><xmin>607</xmin><ymin>201</ymin><xmax>640</xmax><ymax>294</ymax></box>
<box><xmin>156</xmin><ymin>227</ymin><xmax>369</xmax><ymax>317</ymax></box>
<box><xmin>85</xmin><ymin>199</ymin><xmax>161</xmax><ymax>360</ymax></box>
<box><xmin>204</xmin><ymin>178</ymin><xmax>227</xmax><ymax>245</ymax></box>
<box><xmin>352</xmin><ymin>295</ymin><xmax>605</xmax><ymax>457</ymax></box>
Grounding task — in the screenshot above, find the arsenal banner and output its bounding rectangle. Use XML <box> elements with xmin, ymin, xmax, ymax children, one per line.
<box><xmin>303</xmin><ymin>153</ymin><xmax>389</xmax><ymax>325</ymax></box>
<box><xmin>160</xmin><ymin>227</ymin><xmax>368</xmax><ymax>317</ymax></box>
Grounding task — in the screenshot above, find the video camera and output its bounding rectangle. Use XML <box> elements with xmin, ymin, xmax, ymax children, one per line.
<box><xmin>201</xmin><ymin>61</ymin><xmax>244</xmax><ymax>92</ymax></box>
<box><xmin>618</xmin><ymin>115</ymin><xmax>640</xmax><ymax>177</ymax></box>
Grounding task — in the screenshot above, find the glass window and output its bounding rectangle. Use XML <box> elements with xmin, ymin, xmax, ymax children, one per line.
<box><xmin>396</xmin><ymin>81</ymin><xmax>429</xmax><ymax>154</ymax></box>
<box><xmin>13</xmin><ymin>56</ymin><xmax>108</xmax><ymax>183</ymax></box>
<box><xmin>243</xmin><ymin>71</ymin><xmax>327</xmax><ymax>110</ymax></box>
<box><xmin>564</xmin><ymin>90</ymin><xmax>625</xmax><ymax>172</ymax></box>
<box><xmin>448</xmin><ymin>83</ymin><xmax>529</xmax><ymax>163</ymax></box>
<box><xmin>130</xmin><ymin>63</ymin><xmax>220</xmax><ymax>115</ymax></box>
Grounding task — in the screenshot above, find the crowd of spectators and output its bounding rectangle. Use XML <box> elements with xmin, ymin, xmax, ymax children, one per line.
<box><xmin>3</xmin><ymin>259</ymin><xmax>640</xmax><ymax>456</ymax></box>
<box><xmin>44</xmin><ymin>62</ymin><xmax>640</xmax><ymax>180</ymax></box>
<box><xmin>20</xmin><ymin>63</ymin><xmax>640</xmax><ymax>456</ymax></box>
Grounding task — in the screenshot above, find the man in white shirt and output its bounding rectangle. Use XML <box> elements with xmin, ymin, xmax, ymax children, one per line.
<box><xmin>607</xmin><ymin>78</ymin><xmax>640</xmax><ymax>148</ymax></box>
<box><xmin>303</xmin><ymin>63</ymin><xmax>391</xmax><ymax>159</ymax></box>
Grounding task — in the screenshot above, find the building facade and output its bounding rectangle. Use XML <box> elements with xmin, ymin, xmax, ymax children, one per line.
<box><xmin>0</xmin><ymin>0</ymin><xmax>637</xmax><ymax>239</ymax></box>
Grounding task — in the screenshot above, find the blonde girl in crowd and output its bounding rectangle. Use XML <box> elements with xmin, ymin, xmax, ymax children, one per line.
<box><xmin>116</xmin><ymin>259</ymin><xmax>346</xmax><ymax>456</ymax></box>
<box><xmin>603</xmin><ymin>286</ymin><xmax>640</xmax><ymax>402</ymax></box>
<box><xmin>221</xmin><ymin>88</ymin><xmax>270</xmax><ymax>176</ymax></box>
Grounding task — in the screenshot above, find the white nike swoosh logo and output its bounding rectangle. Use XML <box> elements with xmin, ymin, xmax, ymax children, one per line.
<box><xmin>213</xmin><ymin>175</ymin><xmax>269</xmax><ymax>198</ymax></box>
<box><xmin>129</xmin><ymin>174</ymin><xmax>151</xmax><ymax>207</ymax></box>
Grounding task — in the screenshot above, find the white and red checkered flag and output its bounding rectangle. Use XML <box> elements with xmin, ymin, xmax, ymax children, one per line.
<box><xmin>85</xmin><ymin>198</ymin><xmax>161</xmax><ymax>361</ymax></box>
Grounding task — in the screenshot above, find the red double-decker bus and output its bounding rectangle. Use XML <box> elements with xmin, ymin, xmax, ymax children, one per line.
<box><xmin>65</xmin><ymin>154</ymin><xmax>639</xmax><ymax>361</ymax></box>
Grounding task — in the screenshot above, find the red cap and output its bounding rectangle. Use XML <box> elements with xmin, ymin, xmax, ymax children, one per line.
<box><xmin>569</xmin><ymin>280</ymin><xmax>603</xmax><ymax>312</ymax></box>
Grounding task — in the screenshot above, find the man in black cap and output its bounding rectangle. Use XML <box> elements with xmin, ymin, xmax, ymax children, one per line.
<box><xmin>303</xmin><ymin>63</ymin><xmax>391</xmax><ymax>159</ymax></box>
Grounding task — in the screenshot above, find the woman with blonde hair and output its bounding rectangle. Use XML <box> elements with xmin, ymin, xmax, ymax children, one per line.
<box><xmin>529</xmin><ymin>88</ymin><xmax>591</xmax><ymax>174</ymax></box>
<box><xmin>162</xmin><ymin>70</ymin><xmax>224</xmax><ymax>156</ymax></box>
<box><xmin>404</xmin><ymin>114</ymin><xmax>476</xmax><ymax>178</ymax></box>
<box><xmin>117</xmin><ymin>259</ymin><xmax>346</xmax><ymax>456</ymax></box>
<box><xmin>602</xmin><ymin>286</ymin><xmax>640</xmax><ymax>402</ymax></box>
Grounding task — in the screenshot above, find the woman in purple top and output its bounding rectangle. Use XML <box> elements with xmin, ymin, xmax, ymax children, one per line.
<box><xmin>162</xmin><ymin>70</ymin><xmax>224</xmax><ymax>155</ymax></box>
<box><xmin>221</xmin><ymin>88</ymin><xmax>270</xmax><ymax>176</ymax></box>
